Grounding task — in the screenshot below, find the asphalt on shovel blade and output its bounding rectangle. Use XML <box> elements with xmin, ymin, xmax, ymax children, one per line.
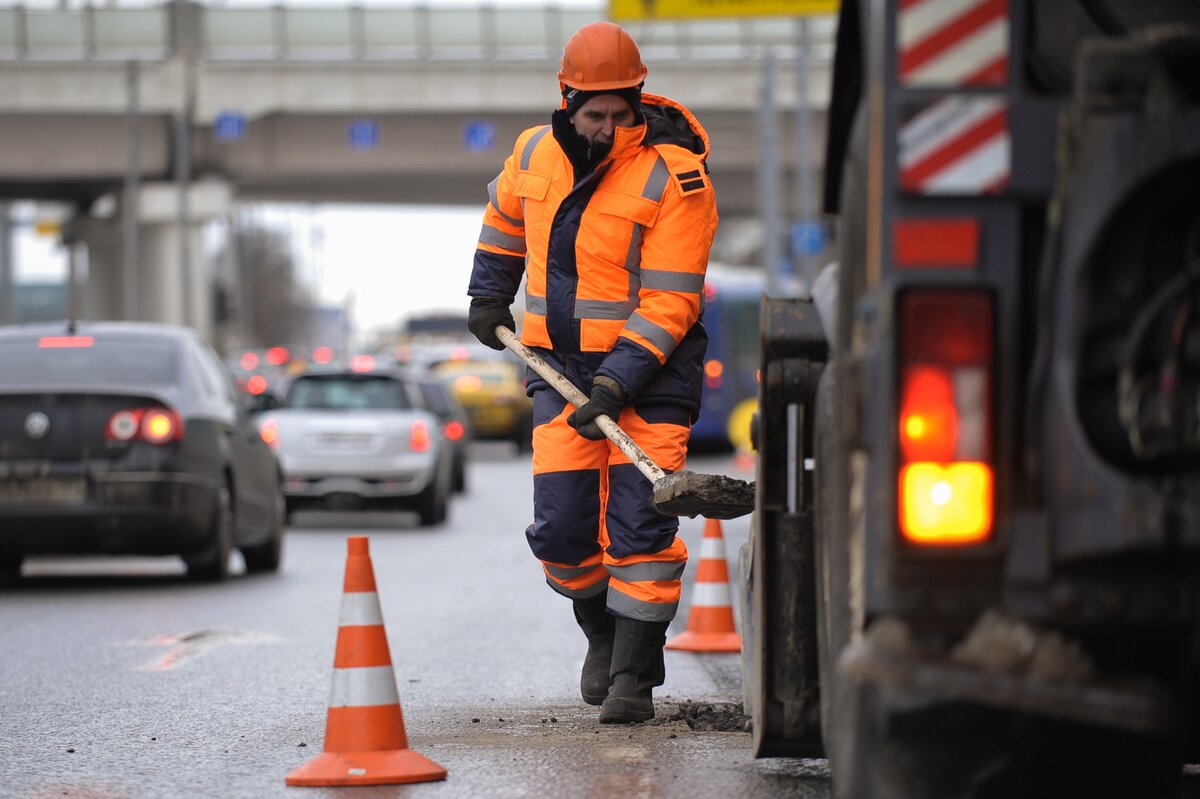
<box><xmin>652</xmin><ymin>471</ymin><xmax>756</xmax><ymax>520</ymax></box>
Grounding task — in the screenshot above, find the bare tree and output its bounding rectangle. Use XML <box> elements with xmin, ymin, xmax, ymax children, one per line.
<box><xmin>215</xmin><ymin>219</ymin><xmax>313</xmax><ymax>349</ymax></box>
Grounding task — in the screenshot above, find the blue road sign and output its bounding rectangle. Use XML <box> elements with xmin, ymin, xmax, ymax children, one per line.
<box><xmin>348</xmin><ymin>119</ymin><xmax>380</xmax><ymax>151</ymax></box>
<box><xmin>214</xmin><ymin>111</ymin><xmax>247</xmax><ymax>142</ymax></box>
<box><xmin>463</xmin><ymin>120</ymin><xmax>496</xmax><ymax>153</ymax></box>
<box><xmin>790</xmin><ymin>220</ymin><xmax>826</xmax><ymax>258</ymax></box>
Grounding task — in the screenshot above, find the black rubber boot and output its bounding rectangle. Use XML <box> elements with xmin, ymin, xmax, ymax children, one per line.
<box><xmin>599</xmin><ymin>617</ymin><xmax>669</xmax><ymax>724</ymax></box>
<box><xmin>573</xmin><ymin>594</ymin><xmax>616</xmax><ymax>706</ymax></box>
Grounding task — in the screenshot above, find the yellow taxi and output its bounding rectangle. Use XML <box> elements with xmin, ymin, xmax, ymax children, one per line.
<box><xmin>434</xmin><ymin>359</ymin><xmax>534</xmax><ymax>452</ymax></box>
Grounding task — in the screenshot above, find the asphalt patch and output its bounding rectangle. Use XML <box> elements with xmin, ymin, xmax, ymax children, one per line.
<box><xmin>649</xmin><ymin>701</ymin><xmax>749</xmax><ymax>732</ymax></box>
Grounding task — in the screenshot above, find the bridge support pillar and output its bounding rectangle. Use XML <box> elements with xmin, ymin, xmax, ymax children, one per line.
<box><xmin>73</xmin><ymin>180</ymin><xmax>232</xmax><ymax>340</ymax></box>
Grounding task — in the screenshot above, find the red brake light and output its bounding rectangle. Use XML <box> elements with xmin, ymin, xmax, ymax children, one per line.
<box><xmin>240</xmin><ymin>352</ymin><xmax>259</xmax><ymax>370</ymax></box>
<box><xmin>312</xmin><ymin>346</ymin><xmax>334</xmax><ymax>364</ymax></box>
<box><xmin>444</xmin><ymin>420</ymin><xmax>465</xmax><ymax>442</ymax></box>
<box><xmin>141</xmin><ymin>409</ymin><xmax>180</xmax><ymax>444</ymax></box>
<box><xmin>897</xmin><ymin>290</ymin><xmax>994</xmax><ymax>546</ymax></box>
<box><xmin>410</xmin><ymin>420</ymin><xmax>432</xmax><ymax>452</ymax></box>
<box><xmin>39</xmin><ymin>336</ymin><xmax>94</xmax><ymax>348</ymax></box>
<box><xmin>266</xmin><ymin>347</ymin><xmax>290</xmax><ymax>366</ymax></box>
<box><xmin>259</xmin><ymin>419</ymin><xmax>280</xmax><ymax>450</ymax></box>
<box><xmin>351</xmin><ymin>354</ymin><xmax>376</xmax><ymax>373</ymax></box>
<box><xmin>899</xmin><ymin>366</ymin><xmax>958</xmax><ymax>462</ymax></box>
<box><xmin>246</xmin><ymin>375</ymin><xmax>268</xmax><ymax>395</ymax></box>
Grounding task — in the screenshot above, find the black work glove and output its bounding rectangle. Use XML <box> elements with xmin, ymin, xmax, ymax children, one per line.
<box><xmin>467</xmin><ymin>297</ymin><xmax>515</xmax><ymax>351</ymax></box>
<box><xmin>567</xmin><ymin>378</ymin><xmax>626</xmax><ymax>441</ymax></box>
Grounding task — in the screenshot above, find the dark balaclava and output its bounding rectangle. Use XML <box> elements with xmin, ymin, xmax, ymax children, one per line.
<box><xmin>562</xmin><ymin>85</ymin><xmax>644</xmax><ymax>121</ymax></box>
<box><xmin>556</xmin><ymin>85</ymin><xmax>644</xmax><ymax>172</ymax></box>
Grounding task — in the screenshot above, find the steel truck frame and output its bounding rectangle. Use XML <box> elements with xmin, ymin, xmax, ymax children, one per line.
<box><xmin>740</xmin><ymin>2</ymin><xmax>1200</xmax><ymax>796</ymax></box>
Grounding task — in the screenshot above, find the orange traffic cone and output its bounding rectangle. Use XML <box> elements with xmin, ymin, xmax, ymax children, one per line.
<box><xmin>666</xmin><ymin>518</ymin><xmax>742</xmax><ymax>652</ymax></box>
<box><xmin>286</xmin><ymin>536</ymin><xmax>447</xmax><ymax>787</ymax></box>
<box><xmin>733</xmin><ymin>446</ymin><xmax>756</xmax><ymax>472</ymax></box>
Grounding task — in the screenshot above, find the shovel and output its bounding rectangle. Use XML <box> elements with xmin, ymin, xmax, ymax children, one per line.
<box><xmin>495</xmin><ymin>326</ymin><xmax>756</xmax><ymax>520</ymax></box>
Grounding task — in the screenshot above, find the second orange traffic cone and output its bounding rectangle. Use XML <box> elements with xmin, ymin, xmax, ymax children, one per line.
<box><xmin>286</xmin><ymin>536</ymin><xmax>447</xmax><ymax>787</ymax></box>
<box><xmin>666</xmin><ymin>518</ymin><xmax>742</xmax><ymax>652</ymax></box>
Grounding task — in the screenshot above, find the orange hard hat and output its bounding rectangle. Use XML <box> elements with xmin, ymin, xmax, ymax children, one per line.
<box><xmin>558</xmin><ymin>22</ymin><xmax>648</xmax><ymax>92</ymax></box>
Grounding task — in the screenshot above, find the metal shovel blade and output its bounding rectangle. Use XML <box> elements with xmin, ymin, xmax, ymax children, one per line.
<box><xmin>652</xmin><ymin>470</ymin><xmax>756</xmax><ymax>520</ymax></box>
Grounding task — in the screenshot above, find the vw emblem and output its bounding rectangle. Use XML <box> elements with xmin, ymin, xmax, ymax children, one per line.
<box><xmin>24</xmin><ymin>412</ymin><xmax>50</xmax><ymax>440</ymax></box>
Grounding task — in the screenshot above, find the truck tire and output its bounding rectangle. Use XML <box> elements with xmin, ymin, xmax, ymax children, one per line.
<box><xmin>813</xmin><ymin>360</ymin><xmax>849</xmax><ymax>750</ymax></box>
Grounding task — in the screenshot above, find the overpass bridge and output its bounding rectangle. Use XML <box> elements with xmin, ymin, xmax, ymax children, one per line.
<box><xmin>0</xmin><ymin>2</ymin><xmax>834</xmax><ymax>336</ymax></box>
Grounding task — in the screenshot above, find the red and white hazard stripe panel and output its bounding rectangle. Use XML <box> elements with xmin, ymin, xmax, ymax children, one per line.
<box><xmin>899</xmin><ymin>95</ymin><xmax>1010</xmax><ymax>194</ymax></box>
<box><xmin>898</xmin><ymin>0</ymin><xmax>1009</xmax><ymax>87</ymax></box>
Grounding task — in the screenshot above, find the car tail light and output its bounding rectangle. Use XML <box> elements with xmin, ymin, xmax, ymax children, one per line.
<box><xmin>897</xmin><ymin>290</ymin><xmax>994</xmax><ymax>546</ymax></box>
<box><xmin>246</xmin><ymin>375</ymin><xmax>268</xmax><ymax>395</ymax></box>
<box><xmin>410</xmin><ymin>420</ymin><xmax>431</xmax><ymax>452</ymax></box>
<box><xmin>39</xmin><ymin>335</ymin><xmax>94</xmax><ymax>348</ymax></box>
<box><xmin>259</xmin><ymin>419</ymin><xmax>280</xmax><ymax>450</ymax></box>
<box><xmin>351</xmin><ymin>354</ymin><xmax>376</xmax><ymax>373</ymax></box>
<box><xmin>704</xmin><ymin>359</ymin><xmax>724</xmax><ymax>390</ymax></box>
<box><xmin>106</xmin><ymin>408</ymin><xmax>184</xmax><ymax>445</ymax></box>
<box><xmin>454</xmin><ymin>375</ymin><xmax>483</xmax><ymax>393</ymax></box>
<box><xmin>240</xmin><ymin>351</ymin><xmax>259</xmax><ymax>370</ymax></box>
<box><xmin>107</xmin><ymin>410</ymin><xmax>140</xmax><ymax>441</ymax></box>
<box><xmin>266</xmin><ymin>346</ymin><xmax>290</xmax><ymax>366</ymax></box>
<box><xmin>444</xmin><ymin>420</ymin><xmax>465</xmax><ymax>442</ymax></box>
<box><xmin>312</xmin><ymin>346</ymin><xmax>334</xmax><ymax>364</ymax></box>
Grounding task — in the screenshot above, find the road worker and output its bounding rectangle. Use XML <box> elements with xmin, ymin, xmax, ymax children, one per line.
<box><xmin>466</xmin><ymin>21</ymin><xmax>718</xmax><ymax>724</ymax></box>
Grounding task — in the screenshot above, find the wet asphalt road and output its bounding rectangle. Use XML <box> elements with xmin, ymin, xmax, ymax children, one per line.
<box><xmin>0</xmin><ymin>444</ymin><xmax>832</xmax><ymax>799</ymax></box>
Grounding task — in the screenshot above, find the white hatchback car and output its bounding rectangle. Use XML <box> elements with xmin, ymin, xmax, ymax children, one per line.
<box><xmin>258</xmin><ymin>369</ymin><xmax>452</xmax><ymax>526</ymax></box>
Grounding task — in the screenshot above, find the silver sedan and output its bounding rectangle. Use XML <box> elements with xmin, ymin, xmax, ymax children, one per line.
<box><xmin>258</xmin><ymin>368</ymin><xmax>452</xmax><ymax>526</ymax></box>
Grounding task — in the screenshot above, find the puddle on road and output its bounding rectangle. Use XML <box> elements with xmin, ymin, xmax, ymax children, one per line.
<box><xmin>126</xmin><ymin>628</ymin><xmax>281</xmax><ymax>671</ymax></box>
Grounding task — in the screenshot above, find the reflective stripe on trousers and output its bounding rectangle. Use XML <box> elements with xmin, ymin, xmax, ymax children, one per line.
<box><xmin>525</xmin><ymin>390</ymin><xmax>691</xmax><ymax>622</ymax></box>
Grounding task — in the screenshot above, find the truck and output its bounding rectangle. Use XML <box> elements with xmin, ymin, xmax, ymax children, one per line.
<box><xmin>739</xmin><ymin>2</ymin><xmax>1200</xmax><ymax>796</ymax></box>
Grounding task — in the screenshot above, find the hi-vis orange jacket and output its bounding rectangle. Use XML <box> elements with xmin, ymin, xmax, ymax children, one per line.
<box><xmin>468</xmin><ymin>93</ymin><xmax>719</xmax><ymax>413</ymax></box>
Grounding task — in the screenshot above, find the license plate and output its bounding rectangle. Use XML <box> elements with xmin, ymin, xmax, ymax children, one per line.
<box><xmin>312</xmin><ymin>433</ymin><xmax>374</xmax><ymax>453</ymax></box>
<box><xmin>0</xmin><ymin>478</ymin><xmax>87</xmax><ymax>506</ymax></box>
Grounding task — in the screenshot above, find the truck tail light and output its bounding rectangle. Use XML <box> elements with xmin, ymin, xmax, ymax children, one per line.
<box><xmin>897</xmin><ymin>290</ymin><xmax>994</xmax><ymax>546</ymax></box>
<box><xmin>106</xmin><ymin>407</ymin><xmax>184</xmax><ymax>445</ymax></box>
<box><xmin>410</xmin><ymin>420</ymin><xmax>431</xmax><ymax>452</ymax></box>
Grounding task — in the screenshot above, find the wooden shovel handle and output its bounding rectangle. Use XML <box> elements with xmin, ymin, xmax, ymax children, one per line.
<box><xmin>495</xmin><ymin>326</ymin><xmax>667</xmax><ymax>484</ymax></box>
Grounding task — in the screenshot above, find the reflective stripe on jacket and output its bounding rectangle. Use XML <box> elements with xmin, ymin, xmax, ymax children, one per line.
<box><xmin>469</xmin><ymin>93</ymin><xmax>719</xmax><ymax>410</ymax></box>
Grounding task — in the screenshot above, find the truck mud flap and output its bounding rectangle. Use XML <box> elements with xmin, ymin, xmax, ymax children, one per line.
<box><xmin>748</xmin><ymin>297</ymin><xmax>830</xmax><ymax>758</ymax></box>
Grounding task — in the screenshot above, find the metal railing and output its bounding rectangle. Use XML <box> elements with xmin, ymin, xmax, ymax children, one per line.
<box><xmin>0</xmin><ymin>3</ymin><xmax>834</xmax><ymax>62</ymax></box>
